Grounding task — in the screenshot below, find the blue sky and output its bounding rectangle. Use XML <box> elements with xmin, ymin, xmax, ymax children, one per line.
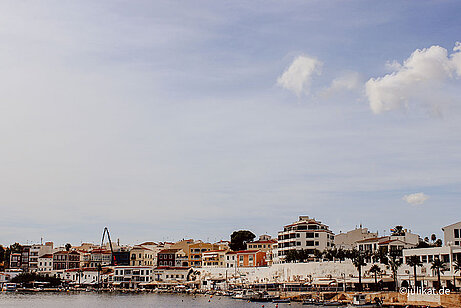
<box><xmin>0</xmin><ymin>1</ymin><xmax>460</xmax><ymax>246</ymax></box>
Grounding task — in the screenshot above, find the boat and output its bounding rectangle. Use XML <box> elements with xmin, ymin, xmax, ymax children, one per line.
<box><xmin>232</xmin><ymin>289</ymin><xmax>257</xmax><ymax>300</ymax></box>
<box><xmin>302</xmin><ymin>298</ymin><xmax>324</xmax><ymax>305</ymax></box>
<box><xmin>2</xmin><ymin>283</ymin><xmax>17</xmax><ymax>292</ymax></box>
<box><xmin>249</xmin><ymin>291</ymin><xmax>277</xmax><ymax>302</ymax></box>
<box><xmin>273</xmin><ymin>298</ymin><xmax>291</xmax><ymax>303</ymax></box>
<box><xmin>346</xmin><ymin>294</ymin><xmax>380</xmax><ymax>307</ymax></box>
<box><xmin>323</xmin><ymin>301</ymin><xmax>346</xmax><ymax>306</ymax></box>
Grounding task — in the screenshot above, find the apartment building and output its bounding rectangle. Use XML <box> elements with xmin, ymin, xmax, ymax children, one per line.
<box><xmin>334</xmin><ymin>227</ymin><xmax>378</xmax><ymax>250</ymax></box>
<box><xmin>202</xmin><ymin>250</ymin><xmax>227</xmax><ymax>268</ymax></box>
<box><xmin>247</xmin><ymin>235</ymin><xmax>277</xmax><ymax>266</ymax></box>
<box><xmin>442</xmin><ymin>221</ymin><xmax>461</xmax><ymax>246</ymax></box>
<box><xmin>53</xmin><ymin>251</ymin><xmax>80</xmax><ymax>270</ymax></box>
<box><xmin>275</xmin><ymin>216</ymin><xmax>335</xmax><ymax>263</ymax></box>
<box><xmin>37</xmin><ymin>254</ymin><xmax>53</xmax><ymax>274</ymax></box>
<box><xmin>112</xmin><ymin>266</ymin><xmax>153</xmax><ymax>288</ymax></box>
<box><xmin>187</xmin><ymin>242</ymin><xmax>219</xmax><ymax>267</ymax></box>
<box><xmin>153</xmin><ymin>266</ymin><xmax>190</xmax><ymax>282</ymax></box>
<box><xmin>225</xmin><ymin>250</ymin><xmax>267</xmax><ymax>268</ymax></box>
<box><xmin>28</xmin><ymin>242</ymin><xmax>54</xmax><ymax>272</ymax></box>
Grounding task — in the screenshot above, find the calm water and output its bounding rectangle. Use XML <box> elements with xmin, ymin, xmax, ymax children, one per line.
<box><xmin>0</xmin><ymin>293</ymin><xmax>309</xmax><ymax>308</ymax></box>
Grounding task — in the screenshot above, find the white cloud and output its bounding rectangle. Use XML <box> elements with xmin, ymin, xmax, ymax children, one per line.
<box><xmin>402</xmin><ymin>192</ymin><xmax>429</xmax><ymax>205</ymax></box>
<box><xmin>277</xmin><ymin>55</ymin><xmax>322</xmax><ymax>96</ymax></box>
<box><xmin>365</xmin><ymin>43</ymin><xmax>461</xmax><ymax>114</ymax></box>
<box><xmin>319</xmin><ymin>71</ymin><xmax>362</xmax><ymax>98</ymax></box>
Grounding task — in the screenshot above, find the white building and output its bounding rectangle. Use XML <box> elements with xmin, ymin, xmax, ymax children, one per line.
<box><xmin>442</xmin><ymin>221</ymin><xmax>461</xmax><ymax>246</ymax></box>
<box><xmin>275</xmin><ymin>216</ymin><xmax>335</xmax><ymax>263</ymax></box>
<box><xmin>112</xmin><ymin>266</ymin><xmax>153</xmax><ymax>288</ymax></box>
<box><xmin>335</xmin><ymin>227</ymin><xmax>378</xmax><ymax>250</ymax></box>
<box><xmin>28</xmin><ymin>242</ymin><xmax>54</xmax><ymax>272</ymax></box>
<box><xmin>37</xmin><ymin>254</ymin><xmax>53</xmax><ymax>275</ymax></box>
<box><xmin>153</xmin><ymin>266</ymin><xmax>190</xmax><ymax>282</ymax></box>
<box><xmin>403</xmin><ymin>245</ymin><xmax>461</xmax><ymax>288</ymax></box>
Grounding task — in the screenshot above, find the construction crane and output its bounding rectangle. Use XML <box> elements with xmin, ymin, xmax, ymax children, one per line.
<box><xmin>100</xmin><ymin>227</ymin><xmax>116</xmax><ymax>266</ymax></box>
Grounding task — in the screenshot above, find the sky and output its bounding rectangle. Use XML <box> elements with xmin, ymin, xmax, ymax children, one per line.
<box><xmin>0</xmin><ymin>0</ymin><xmax>460</xmax><ymax>246</ymax></box>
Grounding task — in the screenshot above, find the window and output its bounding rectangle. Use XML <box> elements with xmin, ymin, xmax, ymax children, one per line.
<box><xmin>455</xmin><ymin>229</ymin><xmax>460</xmax><ymax>238</ymax></box>
<box><xmin>315</xmin><ymin>241</ymin><xmax>319</xmax><ymax>246</ymax></box>
<box><xmin>306</xmin><ymin>241</ymin><xmax>315</xmax><ymax>246</ymax></box>
<box><xmin>315</xmin><ymin>233</ymin><xmax>319</xmax><ymax>238</ymax></box>
<box><xmin>422</xmin><ymin>255</ymin><xmax>427</xmax><ymax>263</ymax></box>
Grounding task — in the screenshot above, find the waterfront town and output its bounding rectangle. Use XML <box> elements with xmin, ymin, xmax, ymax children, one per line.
<box><xmin>1</xmin><ymin>216</ymin><xmax>461</xmax><ymax>306</ymax></box>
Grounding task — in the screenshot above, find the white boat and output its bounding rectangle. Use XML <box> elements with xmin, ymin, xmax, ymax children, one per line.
<box><xmin>2</xmin><ymin>283</ymin><xmax>17</xmax><ymax>292</ymax></box>
<box><xmin>347</xmin><ymin>294</ymin><xmax>380</xmax><ymax>307</ymax></box>
<box><xmin>232</xmin><ymin>289</ymin><xmax>257</xmax><ymax>300</ymax></box>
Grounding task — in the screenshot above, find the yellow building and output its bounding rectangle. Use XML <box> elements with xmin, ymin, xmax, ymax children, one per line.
<box><xmin>188</xmin><ymin>242</ymin><xmax>219</xmax><ymax>267</ymax></box>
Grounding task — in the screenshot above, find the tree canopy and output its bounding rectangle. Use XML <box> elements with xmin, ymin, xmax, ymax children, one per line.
<box><xmin>229</xmin><ymin>230</ymin><xmax>256</xmax><ymax>251</ymax></box>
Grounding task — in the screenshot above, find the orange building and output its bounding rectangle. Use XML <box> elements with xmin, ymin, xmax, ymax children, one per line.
<box><xmin>225</xmin><ymin>250</ymin><xmax>267</xmax><ymax>268</ymax></box>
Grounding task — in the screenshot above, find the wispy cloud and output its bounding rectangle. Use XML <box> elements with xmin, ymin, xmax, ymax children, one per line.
<box><xmin>318</xmin><ymin>71</ymin><xmax>363</xmax><ymax>98</ymax></box>
<box><xmin>277</xmin><ymin>55</ymin><xmax>322</xmax><ymax>96</ymax></box>
<box><xmin>402</xmin><ymin>192</ymin><xmax>429</xmax><ymax>205</ymax></box>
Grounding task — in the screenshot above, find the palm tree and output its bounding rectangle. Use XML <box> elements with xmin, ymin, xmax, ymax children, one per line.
<box><xmin>351</xmin><ymin>250</ymin><xmax>367</xmax><ymax>291</ymax></box>
<box><xmin>369</xmin><ymin>264</ymin><xmax>381</xmax><ymax>290</ymax></box>
<box><xmin>406</xmin><ymin>255</ymin><xmax>423</xmax><ymax>288</ymax></box>
<box><xmin>452</xmin><ymin>260</ymin><xmax>460</xmax><ymax>291</ymax></box>
<box><xmin>431</xmin><ymin>258</ymin><xmax>448</xmax><ymax>289</ymax></box>
<box><xmin>97</xmin><ymin>264</ymin><xmax>102</xmax><ymax>289</ymax></box>
<box><xmin>388</xmin><ymin>251</ymin><xmax>403</xmax><ymax>291</ymax></box>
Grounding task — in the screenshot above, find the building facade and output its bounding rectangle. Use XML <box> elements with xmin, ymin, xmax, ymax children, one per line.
<box><xmin>275</xmin><ymin>216</ymin><xmax>335</xmax><ymax>263</ymax></box>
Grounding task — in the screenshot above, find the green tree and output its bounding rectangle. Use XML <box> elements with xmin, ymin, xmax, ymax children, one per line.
<box><xmin>434</xmin><ymin>239</ymin><xmax>442</xmax><ymax>247</ymax></box>
<box><xmin>65</xmin><ymin>243</ymin><xmax>72</xmax><ymax>251</ymax></box>
<box><xmin>229</xmin><ymin>230</ymin><xmax>255</xmax><ymax>251</ymax></box>
<box><xmin>0</xmin><ymin>245</ymin><xmax>5</xmax><ymax>263</ymax></box>
<box><xmin>336</xmin><ymin>248</ymin><xmax>346</xmax><ymax>263</ymax></box>
<box><xmin>431</xmin><ymin>234</ymin><xmax>437</xmax><ymax>243</ymax></box>
<box><xmin>284</xmin><ymin>250</ymin><xmax>299</xmax><ymax>263</ymax></box>
<box><xmin>392</xmin><ymin>226</ymin><xmax>405</xmax><ymax>236</ymax></box>
<box><xmin>350</xmin><ymin>249</ymin><xmax>367</xmax><ymax>291</ymax></box>
<box><xmin>388</xmin><ymin>250</ymin><xmax>403</xmax><ymax>291</ymax></box>
<box><xmin>369</xmin><ymin>264</ymin><xmax>381</xmax><ymax>290</ymax></box>
<box><xmin>11</xmin><ymin>272</ymin><xmax>61</xmax><ymax>287</ymax></box>
<box><xmin>313</xmin><ymin>249</ymin><xmax>323</xmax><ymax>261</ymax></box>
<box><xmin>407</xmin><ymin>255</ymin><xmax>423</xmax><ymax>288</ymax></box>
<box><xmin>373</xmin><ymin>248</ymin><xmax>388</xmax><ymax>265</ymax></box>
<box><xmin>431</xmin><ymin>258</ymin><xmax>448</xmax><ymax>289</ymax></box>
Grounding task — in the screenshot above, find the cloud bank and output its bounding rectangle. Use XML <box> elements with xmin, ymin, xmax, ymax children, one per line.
<box><xmin>277</xmin><ymin>55</ymin><xmax>322</xmax><ymax>96</ymax></box>
<box><xmin>402</xmin><ymin>192</ymin><xmax>429</xmax><ymax>205</ymax></box>
<box><xmin>365</xmin><ymin>43</ymin><xmax>461</xmax><ymax>114</ymax></box>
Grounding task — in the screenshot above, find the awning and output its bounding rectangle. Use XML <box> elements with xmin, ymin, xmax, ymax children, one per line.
<box><xmin>312</xmin><ymin>279</ymin><xmax>337</xmax><ymax>286</ymax></box>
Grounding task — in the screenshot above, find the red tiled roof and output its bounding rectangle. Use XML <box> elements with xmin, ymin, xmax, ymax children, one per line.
<box><xmin>248</xmin><ymin>240</ymin><xmax>277</xmax><ymax>244</ymax></box>
<box><xmin>40</xmin><ymin>254</ymin><xmax>53</xmax><ymax>258</ymax></box>
<box><xmin>356</xmin><ymin>237</ymin><xmax>387</xmax><ymax>243</ymax></box>
<box><xmin>227</xmin><ymin>250</ymin><xmax>259</xmax><ymax>254</ymax></box>
<box><xmin>159</xmin><ymin>249</ymin><xmax>181</xmax><ymax>254</ymax></box>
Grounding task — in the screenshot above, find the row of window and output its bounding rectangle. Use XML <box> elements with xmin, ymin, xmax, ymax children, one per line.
<box><xmin>406</xmin><ymin>254</ymin><xmax>450</xmax><ymax>263</ymax></box>
<box><xmin>114</xmin><ymin>269</ymin><xmax>152</xmax><ymax>276</ymax></box>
